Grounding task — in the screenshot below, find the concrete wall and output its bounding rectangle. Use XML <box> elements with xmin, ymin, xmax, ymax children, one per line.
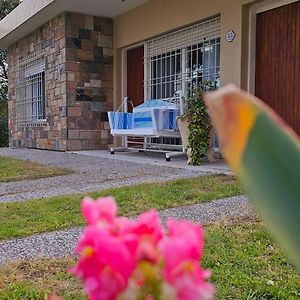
<box><xmin>113</xmin><ymin>0</ymin><xmax>259</xmax><ymax>108</ymax></box>
<box><xmin>8</xmin><ymin>12</ymin><xmax>113</xmax><ymax>151</ymax></box>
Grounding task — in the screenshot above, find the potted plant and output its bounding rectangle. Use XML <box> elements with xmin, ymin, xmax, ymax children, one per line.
<box><xmin>177</xmin><ymin>81</ymin><xmax>218</xmax><ymax>165</ymax></box>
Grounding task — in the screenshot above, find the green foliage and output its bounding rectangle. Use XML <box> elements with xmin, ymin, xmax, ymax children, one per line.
<box><xmin>242</xmin><ymin>113</ymin><xmax>300</xmax><ymax>271</ymax></box>
<box><xmin>205</xmin><ymin>85</ymin><xmax>300</xmax><ymax>271</ymax></box>
<box><xmin>0</xmin><ymin>0</ymin><xmax>21</xmax><ymax>147</ymax></box>
<box><xmin>185</xmin><ymin>81</ymin><xmax>217</xmax><ymax>165</ymax></box>
<box><xmin>0</xmin><ymin>100</ymin><xmax>8</xmax><ymax>146</ymax></box>
<box><xmin>0</xmin><ymin>0</ymin><xmax>20</xmax><ymax>19</ymax></box>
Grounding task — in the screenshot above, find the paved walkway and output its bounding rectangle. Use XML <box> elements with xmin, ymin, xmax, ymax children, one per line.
<box><xmin>0</xmin><ymin>195</ymin><xmax>255</xmax><ymax>264</ymax></box>
<box><xmin>0</xmin><ymin>148</ymin><xmax>230</xmax><ymax>203</ymax></box>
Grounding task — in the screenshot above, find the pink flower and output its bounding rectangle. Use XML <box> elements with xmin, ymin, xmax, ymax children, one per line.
<box><xmin>129</xmin><ymin>210</ymin><xmax>164</xmax><ymax>262</ymax></box>
<box><xmin>82</xmin><ymin>196</ymin><xmax>117</xmax><ymax>227</ymax></box>
<box><xmin>72</xmin><ymin>198</ymin><xmax>215</xmax><ymax>300</ymax></box>
<box><xmin>165</xmin><ymin>260</ymin><xmax>214</xmax><ymax>300</ymax></box>
<box><xmin>160</xmin><ymin>219</ymin><xmax>214</xmax><ymax>300</ymax></box>
<box><xmin>72</xmin><ymin>226</ymin><xmax>136</xmax><ymax>300</ymax></box>
<box><xmin>161</xmin><ymin>219</ymin><xmax>204</xmax><ymax>271</ymax></box>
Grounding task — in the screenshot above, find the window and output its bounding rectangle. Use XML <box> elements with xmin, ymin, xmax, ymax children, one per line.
<box><xmin>145</xmin><ymin>16</ymin><xmax>220</xmax><ymax>99</ymax></box>
<box><xmin>144</xmin><ymin>17</ymin><xmax>220</xmax><ymax>150</ymax></box>
<box><xmin>15</xmin><ymin>53</ymin><xmax>46</xmax><ymax>127</ymax></box>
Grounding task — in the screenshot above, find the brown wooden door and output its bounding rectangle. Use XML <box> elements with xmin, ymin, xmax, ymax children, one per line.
<box><xmin>126</xmin><ymin>46</ymin><xmax>144</xmax><ymax>147</ymax></box>
<box><xmin>255</xmin><ymin>1</ymin><xmax>300</xmax><ymax>136</ymax></box>
<box><xmin>127</xmin><ymin>46</ymin><xmax>144</xmax><ymax>111</ymax></box>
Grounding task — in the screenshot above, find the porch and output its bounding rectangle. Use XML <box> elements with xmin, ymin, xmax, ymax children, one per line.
<box><xmin>73</xmin><ymin>149</ymin><xmax>229</xmax><ymax>173</ymax></box>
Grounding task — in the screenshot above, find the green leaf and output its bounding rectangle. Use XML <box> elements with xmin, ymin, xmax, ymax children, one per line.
<box><xmin>242</xmin><ymin>113</ymin><xmax>300</xmax><ymax>271</ymax></box>
<box><xmin>205</xmin><ymin>85</ymin><xmax>300</xmax><ymax>272</ymax></box>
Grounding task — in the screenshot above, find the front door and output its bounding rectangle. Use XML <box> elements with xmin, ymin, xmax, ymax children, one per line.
<box><xmin>255</xmin><ymin>1</ymin><xmax>300</xmax><ymax>136</ymax></box>
<box><xmin>126</xmin><ymin>46</ymin><xmax>144</xmax><ymax>147</ymax></box>
<box><xmin>127</xmin><ymin>46</ymin><xmax>144</xmax><ymax>111</ymax></box>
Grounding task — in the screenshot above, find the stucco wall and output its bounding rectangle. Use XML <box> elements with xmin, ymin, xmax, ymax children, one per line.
<box><xmin>113</xmin><ymin>0</ymin><xmax>258</xmax><ymax>109</ymax></box>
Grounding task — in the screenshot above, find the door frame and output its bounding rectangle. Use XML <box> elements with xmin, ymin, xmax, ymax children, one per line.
<box><xmin>121</xmin><ymin>42</ymin><xmax>146</xmax><ymax>107</ymax></box>
<box><xmin>247</xmin><ymin>0</ymin><xmax>298</xmax><ymax>94</ymax></box>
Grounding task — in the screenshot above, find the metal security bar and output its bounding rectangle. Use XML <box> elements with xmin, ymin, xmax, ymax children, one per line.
<box><xmin>144</xmin><ymin>16</ymin><xmax>221</xmax><ymax>150</ymax></box>
<box><xmin>145</xmin><ymin>16</ymin><xmax>221</xmax><ymax>99</ymax></box>
<box><xmin>15</xmin><ymin>52</ymin><xmax>46</xmax><ymax>127</ymax></box>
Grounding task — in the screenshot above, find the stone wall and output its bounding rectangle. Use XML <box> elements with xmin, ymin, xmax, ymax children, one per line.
<box><xmin>7</xmin><ymin>12</ymin><xmax>113</xmax><ymax>151</ymax></box>
<box><xmin>65</xmin><ymin>13</ymin><xmax>113</xmax><ymax>151</ymax></box>
<box><xmin>8</xmin><ymin>13</ymin><xmax>67</xmax><ymax>150</ymax></box>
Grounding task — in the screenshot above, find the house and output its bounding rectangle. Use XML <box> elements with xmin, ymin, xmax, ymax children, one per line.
<box><xmin>0</xmin><ymin>0</ymin><xmax>299</xmax><ymax>151</ymax></box>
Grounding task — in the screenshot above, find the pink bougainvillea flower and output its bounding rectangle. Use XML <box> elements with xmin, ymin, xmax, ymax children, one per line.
<box><xmin>129</xmin><ymin>210</ymin><xmax>164</xmax><ymax>262</ymax></box>
<box><xmin>166</xmin><ymin>260</ymin><xmax>215</xmax><ymax>300</ymax></box>
<box><xmin>47</xmin><ymin>296</ymin><xmax>63</xmax><ymax>300</ymax></box>
<box><xmin>160</xmin><ymin>219</ymin><xmax>204</xmax><ymax>275</ymax></box>
<box><xmin>160</xmin><ymin>219</ymin><xmax>214</xmax><ymax>300</ymax></box>
<box><xmin>72</xmin><ymin>226</ymin><xmax>136</xmax><ymax>300</ymax></box>
<box><xmin>131</xmin><ymin>210</ymin><xmax>164</xmax><ymax>243</ymax></box>
<box><xmin>72</xmin><ymin>198</ymin><xmax>215</xmax><ymax>300</ymax></box>
<box><xmin>82</xmin><ymin>196</ymin><xmax>117</xmax><ymax>227</ymax></box>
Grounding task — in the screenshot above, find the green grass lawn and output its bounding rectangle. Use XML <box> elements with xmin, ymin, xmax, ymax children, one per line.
<box><xmin>0</xmin><ymin>221</ymin><xmax>299</xmax><ymax>300</ymax></box>
<box><xmin>0</xmin><ymin>156</ymin><xmax>72</xmax><ymax>182</ymax></box>
<box><xmin>0</xmin><ymin>175</ymin><xmax>242</xmax><ymax>241</ymax></box>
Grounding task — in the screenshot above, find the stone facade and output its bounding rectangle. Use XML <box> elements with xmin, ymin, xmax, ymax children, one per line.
<box><xmin>8</xmin><ymin>12</ymin><xmax>113</xmax><ymax>151</ymax></box>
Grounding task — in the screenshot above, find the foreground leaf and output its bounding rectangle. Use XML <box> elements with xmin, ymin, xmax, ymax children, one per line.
<box><xmin>205</xmin><ymin>84</ymin><xmax>300</xmax><ymax>271</ymax></box>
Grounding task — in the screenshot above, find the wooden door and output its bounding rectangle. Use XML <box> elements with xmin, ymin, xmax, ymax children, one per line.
<box><xmin>126</xmin><ymin>46</ymin><xmax>144</xmax><ymax>147</ymax></box>
<box><xmin>127</xmin><ymin>46</ymin><xmax>144</xmax><ymax>111</ymax></box>
<box><xmin>255</xmin><ymin>1</ymin><xmax>300</xmax><ymax>136</ymax></box>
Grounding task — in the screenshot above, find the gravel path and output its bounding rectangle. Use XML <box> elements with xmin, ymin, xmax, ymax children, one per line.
<box><xmin>0</xmin><ymin>195</ymin><xmax>255</xmax><ymax>264</ymax></box>
<box><xmin>0</xmin><ymin>148</ymin><xmax>221</xmax><ymax>203</ymax></box>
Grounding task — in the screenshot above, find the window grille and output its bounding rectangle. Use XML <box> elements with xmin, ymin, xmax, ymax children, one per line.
<box><xmin>145</xmin><ymin>16</ymin><xmax>221</xmax><ymax>99</ymax></box>
<box><xmin>15</xmin><ymin>52</ymin><xmax>46</xmax><ymax>127</ymax></box>
<box><xmin>144</xmin><ymin>16</ymin><xmax>221</xmax><ymax>151</ymax></box>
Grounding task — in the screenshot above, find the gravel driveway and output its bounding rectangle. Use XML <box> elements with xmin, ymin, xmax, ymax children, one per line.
<box><xmin>0</xmin><ymin>148</ymin><xmax>220</xmax><ymax>203</ymax></box>
<box><xmin>0</xmin><ymin>147</ymin><xmax>248</xmax><ymax>264</ymax></box>
<box><xmin>0</xmin><ymin>195</ymin><xmax>255</xmax><ymax>264</ymax></box>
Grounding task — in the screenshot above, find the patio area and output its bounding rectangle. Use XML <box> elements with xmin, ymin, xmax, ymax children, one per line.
<box><xmin>74</xmin><ymin>149</ymin><xmax>230</xmax><ymax>173</ymax></box>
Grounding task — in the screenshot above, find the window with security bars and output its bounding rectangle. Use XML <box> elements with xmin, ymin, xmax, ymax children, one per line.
<box><xmin>15</xmin><ymin>53</ymin><xmax>46</xmax><ymax>127</ymax></box>
<box><xmin>145</xmin><ymin>16</ymin><xmax>220</xmax><ymax>99</ymax></box>
<box><xmin>144</xmin><ymin>16</ymin><xmax>220</xmax><ymax>150</ymax></box>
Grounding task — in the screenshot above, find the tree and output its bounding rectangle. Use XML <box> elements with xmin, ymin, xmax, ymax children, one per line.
<box><xmin>0</xmin><ymin>0</ymin><xmax>20</xmax><ymax>146</ymax></box>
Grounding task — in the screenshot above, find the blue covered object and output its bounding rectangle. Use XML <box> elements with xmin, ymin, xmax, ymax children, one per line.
<box><xmin>134</xmin><ymin>111</ymin><xmax>153</xmax><ymax>128</ymax></box>
<box><xmin>133</xmin><ymin>99</ymin><xmax>177</xmax><ymax>110</ymax></box>
<box><xmin>107</xmin><ymin>112</ymin><xmax>134</xmax><ymax>129</ymax></box>
<box><xmin>108</xmin><ymin>99</ymin><xmax>180</xmax><ymax>132</ymax></box>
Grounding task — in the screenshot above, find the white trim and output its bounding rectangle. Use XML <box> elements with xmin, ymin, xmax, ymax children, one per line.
<box><xmin>121</xmin><ymin>48</ymin><xmax>127</xmax><ymax>107</ymax></box>
<box><xmin>255</xmin><ymin>0</ymin><xmax>298</xmax><ymax>13</ymax></box>
<box><xmin>0</xmin><ymin>0</ymin><xmax>149</xmax><ymax>48</ymax></box>
<box><xmin>144</xmin><ymin>44</ymin><xmax>148</xmax><ymax>100</ymax></box>
<box><xmin>247</xmin><ymin>0</ymin><xmax>299</xmax><ymax>93</ymax></box>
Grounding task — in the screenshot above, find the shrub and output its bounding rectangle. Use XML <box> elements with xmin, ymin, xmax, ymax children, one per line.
<box><xmin>185</xmin><ymin>81</ymin><xmax>217</xmax><ymax>165</ymax></box>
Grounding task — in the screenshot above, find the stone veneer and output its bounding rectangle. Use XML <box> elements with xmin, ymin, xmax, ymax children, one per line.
<box><xmin>8</xmin><ymin>12</ymin><xmax>113</xmax><ymax>151</ymax></box>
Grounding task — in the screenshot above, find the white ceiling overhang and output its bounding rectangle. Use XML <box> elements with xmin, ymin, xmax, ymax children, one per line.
<box><xmin>0</xmin><ymin>0</ymin><xmax>149</xmax><ymax>48</ymax></box>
